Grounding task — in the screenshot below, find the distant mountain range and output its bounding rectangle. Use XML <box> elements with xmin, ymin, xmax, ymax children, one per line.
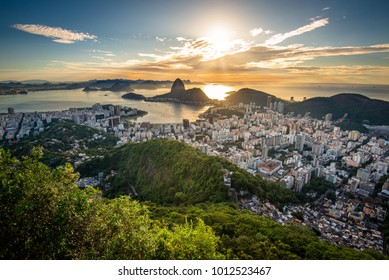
<box><xmin>146</xmin><ymin>78</ymin><xmax>210</xmax><ymax>104</ymax></box>
<box><xmin>83</xmin><ymin>81</ymin><xmax>133</xmax><ymax>92</ymax></box>
<box><xmin>0</xmin><ymin>79</ymin><xmax>192</xmax><ymax>92</ymax></box>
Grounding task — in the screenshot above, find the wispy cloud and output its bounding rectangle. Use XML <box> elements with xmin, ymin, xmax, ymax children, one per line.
<box><xmin>86</xmin><ymin>49</ymin><xmax>116</xmax><ymax>57</ymax></box>
<box><xmin>241</xmin><ymin>44</ymin><xmax>389</xmax><ymax>70</ymax></box>
<box><xmin>250</xmin><ymin>28</ymin><xmax>263</xmax><ymax>37</ymax></box>
<box><xmin>156</xmin><ymin>36</ymin><xmax>166</xmax><ymax>42</ymax></box>
<box><xmin>91</xmin><ymin>56</ymin><xmax>113</xmax><ymax>62</ymax></box>
<box><xmin>265</xmin><ymin>18</ymin><xmax>329</xmax><ymax>45</ymax></box>
<box><xmin>8</xmin><ymin>15</ymin><xmax>389</xmax><ymax>85</ymax></box>
<box><xmin>12</xmin><ymin>24</ymin><xmax>97</xmax><ymax>44</ymax></box>
<box><xmin>322</xmin><ymin>7</ymin><xmax>331</xmax><ymax>11</ymax></box>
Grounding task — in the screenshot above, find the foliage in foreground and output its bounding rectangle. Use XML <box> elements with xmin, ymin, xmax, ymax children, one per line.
<box><xmin>148</xmin><ymin>203</ymin><xmax>387</xmax><ymax>260</ymax></box>
<box><xmin>0</xmin><ymin>148</ymin><xmax>386</xmax><ymax>260</ymax></box>
<box><xmin>0</xmin><ymin>148</ymin><xmax>220</xmax><ymax>260</ymax></box>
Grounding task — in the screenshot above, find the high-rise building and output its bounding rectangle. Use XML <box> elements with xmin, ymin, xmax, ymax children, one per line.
<box><xmin>333</xmin><ymin>126</ymin><xmax>341</xmax><ymax>138</ymax></box>
<box><xmin>114</xmin><ymin>105</ymin><xmax>122</xmax><ymax>116</ymax></box>
<box><xmin>7</xmin><ymin>107</ymin><xmax>15</xmax><ymax>115</ymax></box>
<box><xmin>295</xmin><ymin>134</ymin><xmax>305</xmax><ymax>151</ymax></box>
<box><xmin>277</xmin><ymin>101</ymin><xmax>284</xmax><ymax>114</ymax></box>
<box><xmin>183</xmin><ymin>119</ymin><xmax>190</xmax><ymax>129</ymax></box>
<box><xmin>325</xmin><ymin>113</ymin><xmax>332</xmax><ymax>122</ymax></box>
<box><xmin>108</xmin><ymin>116</ymin><xmax>120</xmax><ymax>127</ymax></box>
<box><xmin>312</xmin><ymin>142</ymin><xmax>324</xmax><ymax>156</ymax></box>
<box><xmin>273</xmin><ymin>101</ymin><xmax>278</xmax><ymax>111</ymax></box>
<box><xmin>357</xmin><ymin>168</ymin><xmax>370</xmax><ymax>182</ymax></box>
<box><xmin>95</xmin><ymin>113</ymin><xmax>105</xmax><ymax>121</ymax></box>
<box><xmin>109</xmin><ymin>106</ymin><xmax>115</xmax><ymax>116</ymax></box>
<box><xmin>262</xmin><ymin>144</ymin><xmax>269</xmax><ymax>159</ymax></box>
<box><xmin>348</xmin><ymin>130</ymin><xmax>361</xmax><ymax>141</ymax></box>
<box><xmin>267</xmin><ymin>96</ymin><xmax>272</xmax><ymax>108</ymax></box>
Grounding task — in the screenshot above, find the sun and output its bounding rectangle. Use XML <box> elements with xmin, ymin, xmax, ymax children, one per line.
<box><xmin>203</xmin><ymin>84</ymin><xmax>234</xmax><ymax>100</ymax></box>
<box><xmin>205</xmin><ymin>26</ymin><xmax>234</xmax><ymax>52</ymax></box>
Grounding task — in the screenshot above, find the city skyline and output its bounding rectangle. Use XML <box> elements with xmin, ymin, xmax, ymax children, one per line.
<box><xmin>1</xmin><ymin>0</ymin><xmax>389</xmax><ymax>85</ymax></box>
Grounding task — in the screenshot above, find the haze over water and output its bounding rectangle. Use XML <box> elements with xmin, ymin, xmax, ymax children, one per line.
<box><xmin>0</xmin><ymin>88</ymin><xmax>208</xmax><ymax>124</ymax></box>
<box><xmin>1</xmin><ymin>82</ymin><xmax>387</xmax><ymax>123</ymax></box>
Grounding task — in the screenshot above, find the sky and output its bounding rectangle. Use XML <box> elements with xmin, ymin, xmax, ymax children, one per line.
<box><xmin>1</xmin><ymin>0</ymin><xmax>389</xmax><ymax>85</ymax></box>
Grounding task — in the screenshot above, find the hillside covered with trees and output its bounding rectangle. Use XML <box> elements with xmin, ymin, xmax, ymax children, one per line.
<box><xmin>285</xmin><ymin>93</ymin><xmax>389</xmax><ymax>132</ymax></box>
<box><xmin>225</xmin><ymin>88</ymin><xmax>282</xmax><ymax>106</ymax></box>
<box><xmin>77</xmin><ymin>139</ymin><xmax>298</xmax><ymax>205</ymax></box>
<box><xmin>1</xmin><ymin>148</ymin><xmax>387</xmax><ymax>260</ymax></box>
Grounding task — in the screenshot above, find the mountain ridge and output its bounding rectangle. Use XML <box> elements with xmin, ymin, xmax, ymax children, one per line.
<box><xmin>285</xmin><ymin>93</ymin><xmax>389</xmax><ymax>130</ymax></box>
<box><xmin>225</xmin><ymin>88</ymin><xmax>285</xmax><ymax>106</ymax></box>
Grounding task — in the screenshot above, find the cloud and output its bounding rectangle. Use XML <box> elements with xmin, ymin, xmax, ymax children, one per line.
<box><xmin>86</xmin><ymin>49</ymin><xmax>116</xmax><ymax>57</ymax></box>
<box><xmin>12</xmin><ymin>24</ymin><xmax>97</xmax><ymax>44</ymax></box>
<box><xmin>241</xmin><ymin>44</ymin><xmax>389</xmax><ymax>70</ymax></box>
<box><xmin>265</xmin><ymin>18</ymin><xmax>329</xmax><ymax>45</ymax></box>
<box><xmin>138</xmin><ymin>53</ymin><xmax>162</xmax><ymax>59</ymax></box>
<box><xmin>91</xmin><ymin>56</ymin><xmax>113</xmax><ymax>62</ymax></box>
<box><xmin>250</xmin><ymin>28</ymin><xmax>263</xmax><ymax>37</ymax></box>
<box><xmin>176</xmin><ymin>37</ymin><xmax>188</xmax><ymax>42</ymax></box>
<box><xmin>322</xmin><ymin>7</ymin><xmax>331</xmax><ymax>11</ymax></box>
<box><xmin>129</xmin><ymin>33</ymin><xmax>150</xmax><ymax>39</ymax></box>
<box><xmin>9</xmin><ymin>16</ymin><xmax>389</xmax><ymax>84</ymax></box>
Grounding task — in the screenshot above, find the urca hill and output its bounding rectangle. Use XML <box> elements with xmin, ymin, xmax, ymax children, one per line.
<box><xmin>145</xmin><ymin>78</ymin><xmax>210</xmax><ymax>104</ymax></box>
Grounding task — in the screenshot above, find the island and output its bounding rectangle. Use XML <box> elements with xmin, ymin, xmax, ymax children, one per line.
<box><xmin>121</xmin><ymin>92</ymin><xmax>146</xmax><ymax>100</ymax></box>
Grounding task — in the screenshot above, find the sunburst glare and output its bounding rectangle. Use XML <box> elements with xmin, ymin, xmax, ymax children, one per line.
<box><xmin>203</xmin><ymin>84</ymin><xmax>233</xmax><ymax>100</ymax></box>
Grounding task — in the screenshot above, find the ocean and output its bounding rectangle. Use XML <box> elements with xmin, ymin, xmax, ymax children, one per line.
<box><xmin>0</xmin><ymin>83</ymin><xmax>387</xmax><ymax>123</ymax></box>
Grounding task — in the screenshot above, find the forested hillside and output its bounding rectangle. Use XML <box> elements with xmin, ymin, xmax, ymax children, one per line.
<box><xmin>1</xmin><ymin>148</ymin><xmax>386</xmax><ymax>259</ymax></box>
<box><xmin>77</xmin><ymin>139</ymin><xmax>298</xmax><ymax>205</ymax></box>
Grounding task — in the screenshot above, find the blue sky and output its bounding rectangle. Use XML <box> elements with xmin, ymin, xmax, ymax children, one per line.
<box><xmin>1</xmin><ymin>0</ymin><xmax>389</xmax><ymax>84</ymax></box>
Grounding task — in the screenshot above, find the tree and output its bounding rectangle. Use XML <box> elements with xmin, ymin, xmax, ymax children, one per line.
<box><xmin>155</xmin><ymin>218</ymin><xmax>223</xmax><ymax>260</ymax></box>
<box><xmin>0</xmin><ymin>148</ymin><xmax>223</xmax><ymax>260</ymax></box>
<box><xmin>0</xmin><ymin>147</ymin><xmax>92</xmax><ymax>259</ymax></box>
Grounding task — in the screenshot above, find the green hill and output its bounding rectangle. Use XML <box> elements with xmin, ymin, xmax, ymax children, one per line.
<box><xmin>77</xmin><ymin>139</ymin><xmax>298</xmax><ymax>205</ymax></box>
<box><xmin>1</xmin><ymin>146</ymin><xmax>386</xmax><ymax>260</ymax></box>
<box><xmin>225</xmin><ymin>88</ymin><xmax>283</xmax><ymax>106</ymax></box>
<box><xmin>286</xmin><ymin>93</ymin><xmax>389</xmax><ymax>131</ymax></box>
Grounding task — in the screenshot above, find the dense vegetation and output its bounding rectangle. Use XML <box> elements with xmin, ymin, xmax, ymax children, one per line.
<box><xmin>4</xmin><ymin>120</ymin><xmax>118</xmax><ymax>167</ymax></box>
<box><xmin>148</xmin><ymin>203</ymin><xmax>386</xmax><ymax>260</ymax></box>
<box><xmin>295</xmin><ymin>177</ymin><xmax>337</xmax><ymax>203</ymax></box>
<box><xmin>285</xmin><ymin>93</ymin><xmax>389</xmax><ymax>132</ymax></box>
<box><xmin>1</xmin><ymin>149</ymin><xmax>386</xmax><ymax>260</ymax></box>
<box><xmin>78</xmin><ymin>139</ymin><xmax>298</xmax><ymax>205</ymax></box>
<box><xmin>0</xmin><ymin>148</ymin><xmax>220</xmax><ymax>260</ymax></box>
